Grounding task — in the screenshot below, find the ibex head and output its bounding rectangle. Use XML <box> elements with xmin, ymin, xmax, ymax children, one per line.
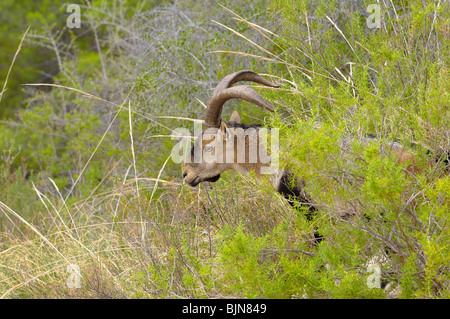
<box><xmin>182</xmin><ymin>70</ymin><xmax>279</xmax><ymax>187</ymax></box>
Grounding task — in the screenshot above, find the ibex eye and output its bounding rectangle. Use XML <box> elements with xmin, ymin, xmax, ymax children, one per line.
<box><xmin>204</xmin><ymin>145</ymin><xmax>214</xmax><ymax>153</ymax></box>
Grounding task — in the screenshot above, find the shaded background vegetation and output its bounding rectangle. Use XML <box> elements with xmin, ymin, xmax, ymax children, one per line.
<box><xmin>0</xmin><ymin>0</ymin><xmax>448</xmax><ymax>298</ymax></box>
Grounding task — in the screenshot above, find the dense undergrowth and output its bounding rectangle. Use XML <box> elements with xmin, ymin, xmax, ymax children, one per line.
<box><xmin>0</xmin><ymin>0</ymin><xmax>448</xmax><ymax>298</ymax></box>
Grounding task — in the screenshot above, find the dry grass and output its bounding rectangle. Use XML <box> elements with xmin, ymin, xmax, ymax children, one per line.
<box><xmin>0</xmin><ymin>171</ymin><xmax>296</xmax><ymax>298</ymax></box>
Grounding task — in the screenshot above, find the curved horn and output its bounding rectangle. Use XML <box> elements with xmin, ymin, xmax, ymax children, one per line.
<box><xmin>204</xmin><ymin>70</ymin><xmax>279</xmax><ymax>128</ymax></box>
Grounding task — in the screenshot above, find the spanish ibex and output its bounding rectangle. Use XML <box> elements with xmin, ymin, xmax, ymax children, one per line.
<box><xmin>182</xmin><ymin>70</ymin><xmax>318</xmax><ymax>221</ymax></box>
<box><xmin>181</xmin><ymin>70</ymin><xmax>448</xmax><ymax>244</ymax></box>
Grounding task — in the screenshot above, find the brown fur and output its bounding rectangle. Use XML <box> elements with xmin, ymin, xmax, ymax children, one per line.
<box><xmin>394</xmin><ymin>149</ymin><xmax>420</xmax><ymax>174</ymax></box>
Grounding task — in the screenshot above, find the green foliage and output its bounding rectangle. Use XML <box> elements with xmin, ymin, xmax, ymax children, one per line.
<box><xmin>0</xmin><ymin>0</ymin><xmax>71</xmax><ymax>117</ymax></box>
<box><xmin>0</xmin><ymin>167</ymin><xmax>44</xmax><ymax>233</ymax></box>
<box><xmin>265</xmin><ymin>0</ymin><xmax>449</xmax><ymax>299</ymax></box>
<box><xmin>0</xmin><ymin>0</ymin><xmax>448</xmax><ymax>299</ymax></box>
<box><xmin>215</xmin><ymin>220</ymin><xmax>389</xmax><ymax>299</ymax></box>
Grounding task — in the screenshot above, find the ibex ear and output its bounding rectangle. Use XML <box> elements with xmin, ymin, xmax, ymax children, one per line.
<box><xmin>230</xmin><ymin>110</ymin><xmax>241</xmax><ymax>124</ymax></box>
<box><xmin>219</xmin><ymin>121</ymin><xmax>230</xmax><ymax>140</ymax></box>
